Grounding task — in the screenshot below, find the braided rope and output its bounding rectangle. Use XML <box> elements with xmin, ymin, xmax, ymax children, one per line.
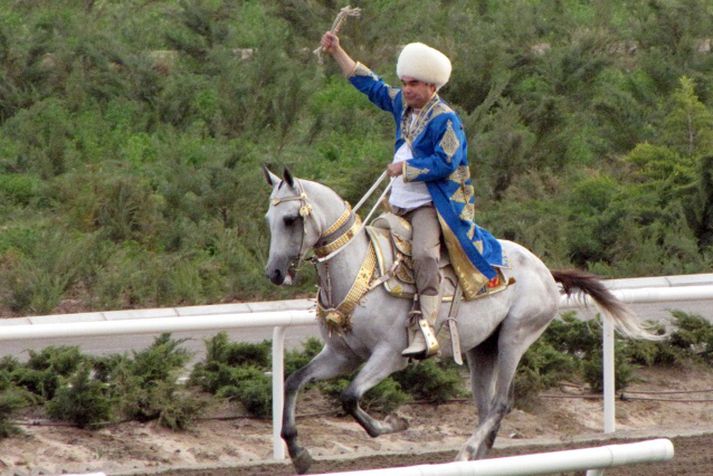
<box><xmin>314</xmin><ymin>5</ymin><xmax>361</xmax><ymax>63</ymax></box>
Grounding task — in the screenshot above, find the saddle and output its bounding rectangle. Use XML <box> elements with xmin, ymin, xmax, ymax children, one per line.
<box><xmin>365</xmin><ymin>213</ymin><xmax>511</xmax><ymax>302</ymax></box>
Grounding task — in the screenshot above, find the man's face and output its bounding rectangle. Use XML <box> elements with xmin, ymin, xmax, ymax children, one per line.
<box><xmin>400</xmin><ymin>76</ymin><xmax>436</xmax><ymax>109</ymax></box>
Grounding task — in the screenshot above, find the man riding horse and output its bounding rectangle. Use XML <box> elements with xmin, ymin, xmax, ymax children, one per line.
<box><xmin>320</xmin><ymin>32</ymin><xmax>504</xmax><ymax>359</ymax></box>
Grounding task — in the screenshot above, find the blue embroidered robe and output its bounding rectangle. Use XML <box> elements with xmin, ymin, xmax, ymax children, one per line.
<box><xmin>349</xmin><ymin>62</ymin><xmax>503</xmax><ymax>298</ymax></box>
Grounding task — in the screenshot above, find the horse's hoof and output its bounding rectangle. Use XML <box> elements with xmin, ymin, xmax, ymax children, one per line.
<box><xmin>455</xmin><ymin>445</ymin><xmax>475</xmax><ymax>461</ymax></box>
<box><xmin>292</xmin><ymin>448</ymin><xmax>314</xmax><ymax>474</ymax></box>
<box><xmin>386</xmin><ymin>414</ymin><xmax>409</xmax><ymax>433</ymax></box>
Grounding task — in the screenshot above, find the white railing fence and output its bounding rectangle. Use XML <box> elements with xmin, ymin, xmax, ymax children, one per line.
<box><xmin>1</xmin><ymin>276</ymin><xmax>712</xmax><ymax>462</ymax></box>
<box><xmin>314</xmin><ymin>438</ymin><xmax>675</xmax><ymax>476</ymax></box>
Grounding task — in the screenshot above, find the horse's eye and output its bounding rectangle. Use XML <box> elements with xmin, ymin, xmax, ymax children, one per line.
<box><xmin>283</xmin><ymin>216</ymin><xmax>298</xmax><ymax>227</ymax></box>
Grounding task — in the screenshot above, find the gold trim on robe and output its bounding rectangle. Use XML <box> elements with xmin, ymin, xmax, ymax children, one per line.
<box><xmin>437</xmin><ymin>213</ymin><xmax>490</xmax><ymax>300</ymax></box>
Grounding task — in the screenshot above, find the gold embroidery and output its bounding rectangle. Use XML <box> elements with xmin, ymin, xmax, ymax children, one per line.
<box><xmin>322</xmin><ymin>202</ymin><xmax>352</xmax><ymax>236</ymax></box>
<box><xmin>432</xmin><ymin>101</ymin><xmax>454</xmax><ymax>115</ymax></box>
<box><xmin>459</xmin><ymin>202</ymin><xmax>475</xmax><ymax>221</ymax></box>
<box><xmin>474</xmin><ymin>239</ymin><xmax>484</xmax><ymax>254</ymax></box>
<box><xmin>351</xmin><ymin>62</ymin><xmax>375</xmax><ymax>78</ymax></box>
<box><xmin>467</xmin><ymin>223</ymin><xmax>476</xmax><ymax>240</ymax></box>
<box><xmin>463</xmin><ymin>183</ymin><xmax>474</xmax><ymax>204</ymax></box>
<box><xmin>404</xmin><ymin>164</ymin><xmax>430</xmax><ymax>182</ymax></box>
<box><xmin>448</xmin><ymin>166</ymin><xmax>470</xmax><ymax>183</ymax></box>
<box><xmin>400</xmin><ymin>94</ymin><xmax>440</xmax><ymax>144</ymax></box>
<box><xmin>439</xmin><ymin>120</ymin><xmax>460</xmax><ymax>162</ymax></box>
<box><xmin>314</xmin><ymin>216</ymin><xmax>362</xmax><ymax>257</ymax></box>
<box><xmin>438</xmin><ymin>214</ymin><xmax>490</xmax><ymax>300</ymax></box>
<box><xmin>450</xmin><ymin>187</ymin><xmax>467</xmax><ymax>204</ymax></box>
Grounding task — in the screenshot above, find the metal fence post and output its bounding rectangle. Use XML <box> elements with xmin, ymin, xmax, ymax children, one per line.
<box><xmin>272</xmin><ymin>326</ymin><xmax>287</xmax><ymax>460</ymax></box>
<box><xmin>602</xmin><ymin>317</ymin><xmax>615</xmax><ymax>433</ymax></box>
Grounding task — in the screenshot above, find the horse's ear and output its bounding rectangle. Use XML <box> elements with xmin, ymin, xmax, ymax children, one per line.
<box><xmin>283</xmin><ymin>167</ymin><xmax>295</xmax><ymax>188</ymax></box>
<box><xmin>262</xmin><ymin>164</ymin><xmax>280</xmax><ymax>187</ymax></box>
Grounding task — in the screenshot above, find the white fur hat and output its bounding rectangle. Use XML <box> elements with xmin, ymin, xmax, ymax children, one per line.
<box><xmin>396</xmin><ymin>42</ymin><xmax>452</xmax><ymax>89</ymax></box>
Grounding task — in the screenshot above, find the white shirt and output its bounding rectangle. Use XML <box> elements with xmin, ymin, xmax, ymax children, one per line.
<box><xmin>389</xmin><ymin>140</ymin><xmax>432</xmax><ymax>211</ymax></box>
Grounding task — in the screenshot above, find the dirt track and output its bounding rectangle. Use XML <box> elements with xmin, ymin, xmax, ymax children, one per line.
<box><xmin>2</xmin><ymin>365</ymin><xmax>712</xmax><ymax>475</ymax></box>
<box><xmin>149</xmin><ymin>433</ymin><xmax>713</xmax><ymax>475</ymax></box>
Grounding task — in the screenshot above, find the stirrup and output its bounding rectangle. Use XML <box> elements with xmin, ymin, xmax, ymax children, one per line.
<box><xmin>402</xmin><ymin>319</ymin><xmax>439</xmax><ymax>359</ymax></box>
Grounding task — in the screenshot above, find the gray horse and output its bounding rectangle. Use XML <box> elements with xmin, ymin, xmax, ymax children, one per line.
<box><xmin>263</xmin><ymin>167</ymin><xmax>655</xmax><ymax>474</ymax></box>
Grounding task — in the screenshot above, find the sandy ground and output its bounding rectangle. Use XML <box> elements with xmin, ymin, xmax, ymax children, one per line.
<box><xmin>1</xmin><ymin>365</ymin><xmax>712</xmax><ymax>475</ymax></box>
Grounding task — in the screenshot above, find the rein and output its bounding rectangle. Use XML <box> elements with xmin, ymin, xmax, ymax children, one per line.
<box><xmin>316</xmin><ymin>173</ymin><xmax>393</xmax><ymax>262</ymax></box>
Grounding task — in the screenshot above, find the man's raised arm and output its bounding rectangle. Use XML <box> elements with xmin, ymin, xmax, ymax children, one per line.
<box><xmin>320</xmin><ymin>31</ymin><xmax>356</xmax><ymax>76</ymax></box>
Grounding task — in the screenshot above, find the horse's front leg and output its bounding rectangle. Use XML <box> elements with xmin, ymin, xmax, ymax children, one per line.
<box><xmin>282</xmin><ymin>345</ymin><xmax>359</xmax><ymax>474</ymax></box>
<box><xmin>341</xmin><ymin>345</ymin><xmax>409</xmax><ymax>437</ymax></box>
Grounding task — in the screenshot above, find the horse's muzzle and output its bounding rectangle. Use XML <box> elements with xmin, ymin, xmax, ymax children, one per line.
<box><xmin>267</xmin><ymin>267</ymin><xmax>286</xmax><ymax>285</ymax></box>
<box><xmin>266</xmin><ymin>264</ymin><xmax>295</xmax><ymax>286</ymax></box>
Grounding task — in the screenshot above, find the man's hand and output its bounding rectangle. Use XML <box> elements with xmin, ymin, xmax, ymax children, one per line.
<box><xmin>320</xmin><ymin>31</ymin><xmax>340</xmax><ymax>54</ymax></box>
<box><xmin>387</xmin><ymin>162</ymin><xmax>403</xmax><ymax>177</ymax></box>
<box><xmin>318</xmin><ymin>31</ymin><xmax>355</xmax><ymax>78</ymax></box>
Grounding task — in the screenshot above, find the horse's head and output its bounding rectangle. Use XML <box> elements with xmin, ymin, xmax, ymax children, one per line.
<box><xmin>262</xmin><ymin>166</ymin><xmax>322</xmax><ymax>286</ymax></box>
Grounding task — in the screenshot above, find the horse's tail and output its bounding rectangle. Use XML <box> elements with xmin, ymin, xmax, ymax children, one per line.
<box><xmin>552</xmin><ymin>269</ymin><xmax>663</xmax><ymax>341</ymax></box>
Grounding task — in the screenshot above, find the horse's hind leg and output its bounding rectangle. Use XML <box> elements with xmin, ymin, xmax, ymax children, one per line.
<box><xmin>457</xmin><ymin>318</ymin><xmax>551</xmax><ymax>461</ymax></box>
<box><xmin>466</xmin><ymin>328</ymin><xmax>500</xmax><ymax>419</ymax></box>
<box><xmin>282</xmin><ymin>345</ymin><xmax>359</xmax><ymax>474</ymax></box>
<box><xmin>341</xmin><ymin>345</ymin><xmax>409</xmax><ymax>437</ymax></box>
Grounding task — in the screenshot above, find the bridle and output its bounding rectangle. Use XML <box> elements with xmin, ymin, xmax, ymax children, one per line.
<box><xmin>269</xmin><ymin>175</ymin><xmax>392</xmax><ymax>331</ymax></box>
<box><xmin>270</xmin><ymin>179</ymin><xmax>360</xmax><ymax>267</ymax></box>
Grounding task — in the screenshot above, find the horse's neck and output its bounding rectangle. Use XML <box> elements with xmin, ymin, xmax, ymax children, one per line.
<box><xmin>316</xmin><ymin>232</ymin><xmax>369</xmax><ymax>307</ymax></box>
<box><xmin>301</xmin><ymin>180</ymin><xmax>370</xmax><ymax>307</ymax></box>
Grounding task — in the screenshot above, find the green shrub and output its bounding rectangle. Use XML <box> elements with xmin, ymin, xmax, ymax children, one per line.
<box><xmin>392</xmin><ymin>359</ymin><xmax>466</xmax><ymax>404</ymax></box>
<box><xmin>0</xmin><ymin>173</ymin><xmax>41</xmax><ymax>205</ymax></box>
<box><xmin>582</xmin><ymin>349</ymin><xmax>635</xmax><ymax>393</ymax></box>
<box><xmin>10</xmin><ymin>346</ymin><xmax>85</xmax><ymax>399</ymax></box>
<box><xmin>46</xmin><ymin>364</ymin><xmax>113</xmax><ymax>429</ymax></box>
<box><xmin>190</xmin><ymin>333</ymin><xmax>271</xmax><ymax>393</ymax></box>
<box><xmin>190</xmin><ymin>334</ymin><xmax>274</xmax><ymax>418</ymax></box>
<box><xmin>515</xmin><ymin>338</ymin><xmax>579</xmax><ymax>407</ymax></box>
<box><xmin>0</xmin><ymin>230</ymin><xmax>92</xmax><ymax>314</ymax></box>
<box><xmin>0</xmin><ymin>389</ymin><xmax>27</xmax><ymax>438</ymax></box>
<box><xmin>319</xmin><ymin>377</ymin><xmax>410</xmax><ymax>415</ymax></box>
<box><xmin>285</xmin><ymin>337</ymin><xmax>323</xmax><ymax>376</ymax></box>
<box><xmin>215</xmin><ymin>366</ymin><xmax>272</xmax><ymax>418</ymax></box>
<box><xmin>114</xmin><ymin>334</ymin><xmax>204</xmax><ymax>429</ymax></box>
<box><xmin>667</xmin><ymin>311</ymin><xmax>713</xmax><ymax>363</ymax></box>
<box><xmin>205</xmin><ymin>334</ymin><xmax>270</xmax><ymax>368</ymax></box>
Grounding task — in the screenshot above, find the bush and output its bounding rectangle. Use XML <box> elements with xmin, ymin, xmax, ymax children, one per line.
<box><xmin>214</xmin><ymin>366</ymin><xmax>272</xmax><ymax>418</ymax></box>
<box><xmin>319</xmin><ymin>377</ymin><xmax>410</xmax><ymax>415</ymax></box>
<box><xmin>515</xmin><ymin>338</ymin><xmax>579</xmax><ymax>408</ymax></box>
<box><xmin>190</xmin><ymin>334</ymin><xmax>274</xmax><ymax>417</ymax></box>
<box><xmin>190</xmin><ymin>333</ymin><xmax>270</xmax><ymax>393</ymax></box>
<box><xmin>10</xmin><ymin>346</ymin><xmax>85</xmax><ymax>400</ymax></box>
<box><xmin>0</xmin><ymin>389</ymin><xmax>26</xmax><ymax>438</ymax></box>
<box><xmin>284</xmin><ymin>337</ymin><xmax>323</xmax><ymax>376</ymax></box>
<box><xmin>392</xmin><ymin>359</ymin><xmax>466</xmax><ymax>404</ymax></box>
<box><xmin>114</xmin><ymin>334</ymin><xmax>204</xmax><ymax>429</ymax></box>
<box><xmin>46</xmin><ymin>364</ymin><xmax>113</xmax><ymax>429</ymax></box>
<box><xmin>0</xmin><ymin>173</ymin><xmax>41</xmax><ymax>205</ymax></box>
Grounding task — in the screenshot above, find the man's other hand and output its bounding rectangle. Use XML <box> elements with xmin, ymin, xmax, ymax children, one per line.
<box><xmin>387</xmin><ymin>162</ymin><xmax>403</xmax><ymax>177</ymax></box>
